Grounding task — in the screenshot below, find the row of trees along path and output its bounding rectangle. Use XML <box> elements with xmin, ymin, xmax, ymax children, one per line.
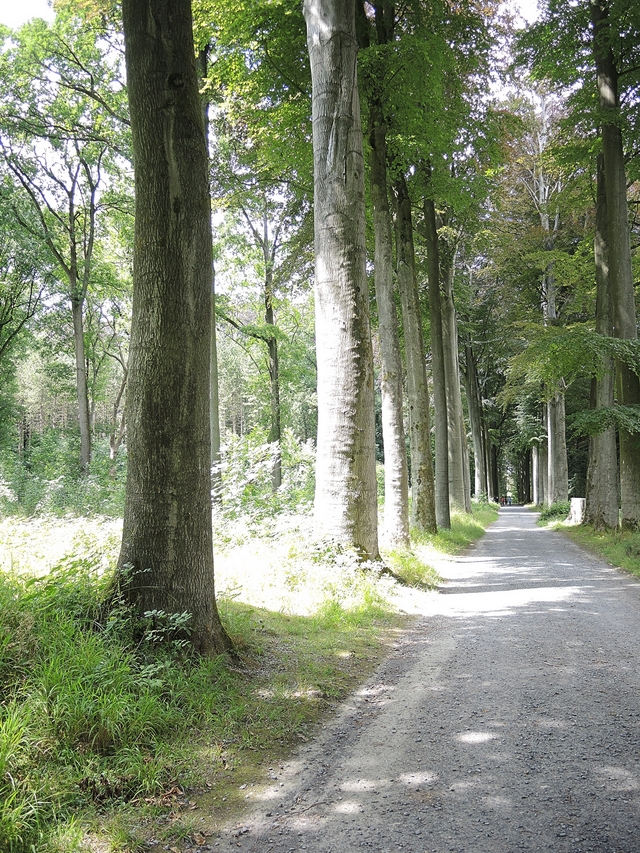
<box><xmin>217</xmin><ymin>506</ymin><xmax>640</xmax><ymax>852</ymax></box>
<box><xmin>2</xmin><ymin>1</ymin><xmax>640</xmax><ymax>653</ymax></box>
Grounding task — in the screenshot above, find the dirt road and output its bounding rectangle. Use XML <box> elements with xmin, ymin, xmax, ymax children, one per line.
<box><xmin>216</xmin><ymin>507</ymin><xmax>640</xmax><ymax>852</ymax></box>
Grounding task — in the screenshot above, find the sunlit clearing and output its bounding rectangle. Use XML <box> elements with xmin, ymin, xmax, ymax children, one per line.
<box><xmin>456</xmin><ymin>731</ymin><xmax>497</xmax><ymax>744</ymax></box>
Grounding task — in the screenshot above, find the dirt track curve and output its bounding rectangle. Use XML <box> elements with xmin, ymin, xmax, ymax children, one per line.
<box><xmin>214</xmin><ymin>506</ymin><xmax>640</xmax><ymax>853</ymax></box>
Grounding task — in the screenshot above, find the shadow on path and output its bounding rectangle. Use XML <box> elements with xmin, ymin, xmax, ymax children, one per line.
<box><xmin>216</xmin><ymin>507</ymin><xmax>640</xmax><ymax>853</ymax></box>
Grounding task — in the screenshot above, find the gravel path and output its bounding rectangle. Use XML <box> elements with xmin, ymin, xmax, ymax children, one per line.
<box><xmin>217</xmin><ymin>507</ymin><xmax>640</xmax><ymax>852</ymax></box>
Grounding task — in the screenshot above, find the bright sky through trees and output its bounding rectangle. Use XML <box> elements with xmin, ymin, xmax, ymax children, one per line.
<box><xmin>1</xmin><ymin>0</ymin><xmax>540</xmax><ymax>29</ymax></box>
<box><xmin>0</xmin><ymin>0</ymin><xmax>54</xmax><ymax>28</ymax></box>
<box><xmin>507</xmin><ymin>0</ymin><xmax>540</xmax><ymax>24</ymax></box>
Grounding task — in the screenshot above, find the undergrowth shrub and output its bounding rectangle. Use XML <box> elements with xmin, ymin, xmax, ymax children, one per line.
<box><xmin>218</xmin><ymin>428</ymin><xmax>315</xmax><ymax>526</ymax></box>
<box><xmin>0</xmin><ymin>434</ymin><xmax>126</xmax><ymax>518</ymax></box>
<box><xmin>539</xmin><ymin>501</ymin><xmax>571</xmax><ymax>523</ymax></box>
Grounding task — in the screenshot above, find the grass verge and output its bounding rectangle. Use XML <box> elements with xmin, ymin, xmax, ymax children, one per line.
<box><xmin>531</xmin><ymin>502</ymin><xmax>640</xmax><ymax>577</ymax></box>
<box><xmin>551</xmin><ymin>521</ymin><xmax>640</xmax><ymax>578</ymax></box>
<box><xmin>0</xmin><ymin>502</ymin><xmax>496</xmax><ymax>853</ymax></box>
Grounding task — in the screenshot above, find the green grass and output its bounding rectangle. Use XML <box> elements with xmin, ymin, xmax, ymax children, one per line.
<box><xmin>556</xmin><ymin>523</ymin><xmax>640</xmax><ymax>578</ymax></box>
<box><xmin>0</xmin><ymin>501</ymin><xmax>497</xmax><ymax>852</ymax></box>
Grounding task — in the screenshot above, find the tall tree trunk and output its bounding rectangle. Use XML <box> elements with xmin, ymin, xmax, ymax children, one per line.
<box><xmin>532</xmin><ymin>444</ymin><xmax>540</xmax><ymax>505</ymax></box>
<box><xmin>71</xmin><ymin>296</ymin><xmax>91</xmax><ymax>470</ymax></box>
<box><xmin>423</xmin><ymin>193</ymin><xmax>450</xmax><ymax>528</ymax></box>
<box><xmin>440</xmin><ymin>251</ymin><xmax>471</xmax><ymax>512</ymax></box>
<box><xmin>118</xmin><ymin>0</ymin><xmax>231</xmax><ymax>655</ymax></box>
<box><xmin>490</xmin><ymin>444</ymin><xmax>499</xmax><ymax>503</ymax></box>
<box><xmin>534</xmin><ymin>98</ymin><xmax>569</xmax><ymax>509</ymax></box>
<box><xmin>199</xmin><ymin>46</ymin><xmax>223</xmax><ymax>503</ymax></box>
<box><xmin>368</xmin><ymin>97</ymin><xmax>410</xmax><ymax>546</ymax></box>
<box><xmin>585</xmin><ymin>153</ymin><xmax>619</xmax><ymax>529</ymax></box>
<box><xmin>591</xmin><ymin>0</ymin><xmax>640</xmax><ymax>529</ymax></box>
<box><xmin>547</xmin><ymin>388</ymin><xmax>569</xmax><ymax>504</ymax></box>
<box><xmin>483</xmin><ymin>423</ymin><xmax>494</xmax><ymax>501</ymax></box>
<box><xmin>304</xmin><ymin>0</ymin><xmax>379</xmax><ymax>559</ymax></box>
<box><xmin>464</xmin><ymin>344</ymin><xmax>487</xmax><ymax>499</ymax></box>
<box><xmin>540</xmin><ymin>420</ymin><xmax>548</xmax><ymax>506</ymax></box>
<box><xmin>394</xmin><ymin>175</ymin><xmax>437</xmax><ymax>535</ymax></box>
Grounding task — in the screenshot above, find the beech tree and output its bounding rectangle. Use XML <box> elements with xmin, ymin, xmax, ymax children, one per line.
<box><xmin>303</xmin><ymin>0</ymin><xmax>379</xmax><ymax>559</ymax></box>
<box><xmin>584</xmin><ymin>154</ymin><xmax>619</xmax><ymax>529</ymax></box>
<box><xmin>358</xmin><ymin>2</ymin><xmax>412</xmax><ymax>544</ymax></box>
<box><xmin>118</xmin><ymin>0</ymin><xmax>231</xmax><ymax>654</ymax></box>
<box><xmin>519</xmin><ymin>0</ymin><xmax>640</xmax><ymax>526</ymax></box>
<box><xmin>590</xmin><ymin>0</ymin><xmax>640</xmax><ymax>528</ymax></box>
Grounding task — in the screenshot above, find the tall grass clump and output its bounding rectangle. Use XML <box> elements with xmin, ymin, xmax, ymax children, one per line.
<box><xmin>0</xmin><ymin>544</ymin><xmax>232</xmax><ymax>852</ymax></box>
<box><xmin>538</xmin><ymin>500</ymin><xmax>571</xmax><ymax>524</ymax></box>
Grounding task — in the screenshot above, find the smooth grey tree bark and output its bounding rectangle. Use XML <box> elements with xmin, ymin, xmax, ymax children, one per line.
<box><xmin>304</xmin><ymin>0</ymin><xmax>379</xmax><ymax>559</ymax></box>
<box><xmin>591</xmin><ymin>0</ymin><xmax>640</xmax><ymax>529</ymax></box>
<box><xmin>118</xmin><ymin>0</ymin><xmax>231</xmax><ymax>655</ymax></box>
<box><xmin>359</xmin><ymin>0</ymin><xmax>410</xmax><ymax>547</ymax></box>
<box><xmin>394</xmin><ymin>175</ymin><xmax>437</xmax><ymax>535</ymax></box>
<box><xmin>423</xmin><ymin>192</ymin><xmax>451</xmax><ymax>529</ymax></box>
<box><xmin>585</xmin><ymin>153</ymin><xmax>619</xmax><ymax>530</ymax></box>
<box><xmin>440</xmin><ymin>242</ymin><xmax>471</xmax><ymax>513</ymax></box>
<box><xmin>464</xmin><ymin>344</ymin><xmax>487</xmax><ymax>499</ymax></box>
<box><xmin>368</xmin><ymin>106</ymin><xmax>410</xmax><ymax>546</ymax></box>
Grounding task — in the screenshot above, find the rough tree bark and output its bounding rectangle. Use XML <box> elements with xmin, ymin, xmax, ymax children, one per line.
<box><xmin>584</xmin><ymin>153</ymin><xmax>619</xmax><ymax>530</ymax></box>
<box><xmin>394</xmin><ymin>175</ymin><xmax>437</xmax><ymax>535</ymax></box>
<box><xmin>118</xmin><ymin>0</ymin><xmax>231</xmax><ymax>655</ymax></box>
<box><xmin>304</xmin><ymin>0</ymin><xmax>379</xmax><ymax>559</ymax></box>
<box><xmin>591</xmin><ymin>0</ymin><xmax>640</xmax><ymax>529</ymax></box>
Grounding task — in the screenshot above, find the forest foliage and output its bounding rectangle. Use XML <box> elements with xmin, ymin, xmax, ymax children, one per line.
<box><xmin>0</xmin><ymin>0</ymin><xmax>639</xmax><ymax>848</ymax></box>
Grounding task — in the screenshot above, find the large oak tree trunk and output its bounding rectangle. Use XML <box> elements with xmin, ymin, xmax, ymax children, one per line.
<box><xmin>585</xmin><ymin>153</ymin><xmax>619</xmax><ymax>530</ymax></box>
<box><xmin>591</xmin><ymin>0</ymin><xmax>640</xmax><ymax>529</ymax></box>
<box><xmin>118</xmin><ymin>0</ymin><xmax>231</xmax><ymax>655</ymax></box>
<box><xmin>304</xmin><ymin>0</ymin><xmax>379</xmax><ymax>559</ymax></box>
<box><xmin>394</xmin><ymin>176</ymin><xmax>437</xmax><ymax>535</ymax></box>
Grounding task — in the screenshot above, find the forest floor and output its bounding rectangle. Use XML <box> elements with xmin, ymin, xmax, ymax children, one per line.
<box><xmin>195</xmin><ymin>506</ymin><xmax>640</xmax><ymax>853</ymax></box>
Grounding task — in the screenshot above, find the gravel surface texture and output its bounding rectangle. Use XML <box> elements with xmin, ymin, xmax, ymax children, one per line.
<box><xmin>215</xmin><ymin>507</ymin><xmax>640</xmax><ymax>852</ymax></box>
